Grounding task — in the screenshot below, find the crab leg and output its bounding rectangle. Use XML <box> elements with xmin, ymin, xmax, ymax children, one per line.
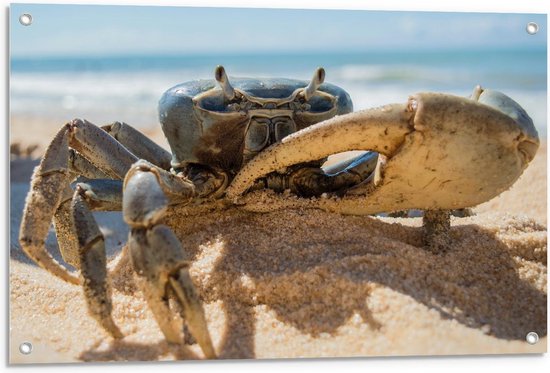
<box><xmin>55</xmin><ymin>150</ymin><xmax>121</xmax><ymax>268</ymax></box>
<box><xmin>68</xmin><ymin>149</ymin><xmax>113</xmax><ymax>179</ymax></box>
<box><xmin>53</xmin><ymin>186</ymin><xmax>81</xmax><ymax>268</ymax></box>
<box><xmin>123</xmin><ymin>161</ymin><xmax>216</xmax><ymax>358</ymax></box>
<box><xmin>423</xmin><ymin>209</ymin><xmax>452</xmax><ymax>253</ymax></box>
<box><xmin>169</xmin><ymin>268</ymin><xmax>216</xmax><ymax>358</ymax></box>
<box><xmin>61</xmin><ymin>125</ymin><xmax>161</xmax><ymax>269</ymax></box>
<box><xmin>128</xmin><ymin>227</ymin><xmax>181</xmax><ymax>343</ymax></box>
<box><xmin>69</xmin><ymin>119</ymin><xmax>139</xmax><ymax>179</ymax></box>
<box><xmin>102</xmin><ymin>121</ymin><xmax>173</xmax><ymax>170</ymax></box>
<box><xmin>72</xmin><ymin>179</ymin><xmax>123</xmax><ymax>211</ymax></box>
<box><xmin>20</xmin><ymin>119</ymin><xmax>138</xmax><ymax>284</ymax></box>
<box><xmin>258</xmin><ymin>151</ymin><xmax>379</xmax><ymax>197</ymax></box>
<box><xmin>54</xmin><ymin>180</ymin><xmax>123</xmax><ymax>268</ymax></box>
<box><xmin>290</xmin><ymin>151</ymin><xmax>380</xmax><ymax>196</ymax></box>
<box><xmin>19</xmin><ymin>127</ymin><xmax>81</xmax><ymax>284</ymax></box>
<box><xmin>71</xmin><ymin>189</ymin><xmax>123</xmax><ymax>338</ymax></box>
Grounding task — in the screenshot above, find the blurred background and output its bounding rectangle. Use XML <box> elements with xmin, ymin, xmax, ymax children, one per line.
<box><xmin>9</xmin><ymin>4</ymin><xmax>547</xmax><ymax>152</ymax></box>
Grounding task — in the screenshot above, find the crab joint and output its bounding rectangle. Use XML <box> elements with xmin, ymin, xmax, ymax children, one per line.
<box><xmin>123</xmin><ymin>168</ymin><xmax>169</xmax><ymax>228</ymax></box>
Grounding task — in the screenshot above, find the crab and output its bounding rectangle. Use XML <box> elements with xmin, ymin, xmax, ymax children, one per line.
<box><xmin>19</xmin><ymin>66</ymin><xmax>539</xmax><ymax>359</ymax></box>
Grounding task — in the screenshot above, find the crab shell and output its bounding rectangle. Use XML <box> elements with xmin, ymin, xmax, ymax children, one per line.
<box><xmin>226</xmin><ymin>89</ymin><xmax>540</xmax><ymax>214</ymax></box>
<box><xmin>158</xmin><ymin>74</ymin><xmax>352</xmax><ymax>175</ymax></box>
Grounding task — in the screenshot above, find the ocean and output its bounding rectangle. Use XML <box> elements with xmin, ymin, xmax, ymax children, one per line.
<box><xmin>10</xmin><ymin>48</ymin><xmax>547</xmax><ymax>135</ymax></box>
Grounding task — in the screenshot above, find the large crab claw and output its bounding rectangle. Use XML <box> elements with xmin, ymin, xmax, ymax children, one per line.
<box><xmin>226</xmin><ymin>87</ymin><xmax>539</xmax><ymax>218</ymax></box>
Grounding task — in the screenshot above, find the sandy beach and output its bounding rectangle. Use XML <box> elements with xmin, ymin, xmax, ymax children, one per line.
<box><xmin>9</xmin><ymin>116</ymin><xmax>547</xmax><ymax>363</ymax></box>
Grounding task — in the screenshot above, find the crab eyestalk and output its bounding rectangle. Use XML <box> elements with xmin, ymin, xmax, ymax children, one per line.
<box><xmin>303</xmin><ymin>67</ymin><xmax>326</xmax><ymax>101</ymax></box>
<box><xmin>214</xmin><ymin>65</ymin><xmax>236</xmax><ymax>101</ymax></box>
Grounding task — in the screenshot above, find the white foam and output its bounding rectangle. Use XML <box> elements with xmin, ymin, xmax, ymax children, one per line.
<box><xmin>10</xmin><ymin>68</ymin><xmax>547</xmax><ymax>135</ymax></box>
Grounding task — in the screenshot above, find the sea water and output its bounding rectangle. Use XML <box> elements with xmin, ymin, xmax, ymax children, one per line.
<box><xmin>10</xmin><ymin>48</ymin><xmax>547</xmax><ymax>135</ymax></box>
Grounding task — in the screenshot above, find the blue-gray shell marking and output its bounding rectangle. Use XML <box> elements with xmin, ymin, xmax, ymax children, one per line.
<box><xmin>158</xmin><ymin>77</ymin><xmax>353</xmax><ymax>175</ymax></box>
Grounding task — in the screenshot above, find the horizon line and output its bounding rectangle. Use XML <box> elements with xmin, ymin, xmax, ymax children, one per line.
<box><xmin>11</xmin><ymin>45</ymin><xmax>548</xmax><ymax>61</ymax></box>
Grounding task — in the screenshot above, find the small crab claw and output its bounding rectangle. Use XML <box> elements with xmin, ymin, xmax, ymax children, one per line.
<box><xmin>215</xmin><ymin>65</ymin><xmax>235</xmax><ymax>101</ymax></box>
<box><xmin>124</xmin><ymin>165</ymin><xmax>216</xmax><ymax>359</ymax></box>
<box><xmin>72</xmin><ymin>190</ymin><xmax>123</xmax><ymax>339</ymax></box>
<box><xmin>128</xmin><ymin>226</ymin><xmax>216</xmax><ymax>359</ymax></box>
<box><xmin>227</xmin><ymin>90</ymin><xmax>539</xmax><ymax>215</ymax></box>
<box><xmin>303</xmin><ymin>67</ymin><xmax>326</xmax><ymax>100</ymax></box>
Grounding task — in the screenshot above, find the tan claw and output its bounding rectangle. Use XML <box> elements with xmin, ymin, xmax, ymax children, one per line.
<box><xmin>227</xmin><ymin>89</ymin><xmax>539</xmax><ymax>215</ymax></box>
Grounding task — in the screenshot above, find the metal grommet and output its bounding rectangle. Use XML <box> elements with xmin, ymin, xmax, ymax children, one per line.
<box><xmin>526</xmin><ymin>22</ymin><xmax>539</xmax><ymax>35</ymax></box>
<box><xmin>19</xmin><ymin>13</ymin><xmax>33</xmax><ymax>26</ymax></box>
<box><xmin>526</xmin><ymin>332</ymin><xmax>539</xmax><ymax>345</ymax></box>
<box><xmin>19</xmin><ymin>342</ymin><xmax>33</xmax><ymax>355</ymax></box>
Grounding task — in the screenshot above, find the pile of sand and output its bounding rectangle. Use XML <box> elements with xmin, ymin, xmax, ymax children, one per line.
<box><xmin>9</xmin><ymin>119</ymin><xmax>547</xmax><ymax>363</ymax></box>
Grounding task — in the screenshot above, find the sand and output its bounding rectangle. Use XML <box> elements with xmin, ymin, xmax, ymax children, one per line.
<box><xmin>9</xmin><ymin>116</ymin><xmax>547</xmax><ymax>363</ymax></box>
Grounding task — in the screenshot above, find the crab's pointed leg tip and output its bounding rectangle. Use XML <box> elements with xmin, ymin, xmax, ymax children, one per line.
<box><xmin>19</xmin><ymin>238</ymin><xmax>81</xmax><ymax>285</ymax></box>
<box><xmin>169</xmin><ymin>271</ymin><xmax>216</xmax><ymax>359</ymax></box>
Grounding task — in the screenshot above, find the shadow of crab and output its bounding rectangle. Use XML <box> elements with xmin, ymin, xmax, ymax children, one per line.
<box><xmin>156</xmin><ymin>207</ymin><xmax>546</xmax><ymax>358</ymax></box>
<box><xmin>79</xmin><ymin>339</ymin><xmax>200</xmax><ymax>362</ymax></box>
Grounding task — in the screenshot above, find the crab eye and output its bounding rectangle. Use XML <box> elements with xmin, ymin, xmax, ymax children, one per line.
<box><xmin>245</xmin><ymin>118</ymin><xmax>270</xmax><ymax>152</ymax></box>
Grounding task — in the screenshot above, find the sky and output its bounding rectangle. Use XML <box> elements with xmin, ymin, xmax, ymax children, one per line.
<box><xmin>10</xmin><ymin>3</ymin><xmax>547</xmax><ymax>58</ymax></box>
